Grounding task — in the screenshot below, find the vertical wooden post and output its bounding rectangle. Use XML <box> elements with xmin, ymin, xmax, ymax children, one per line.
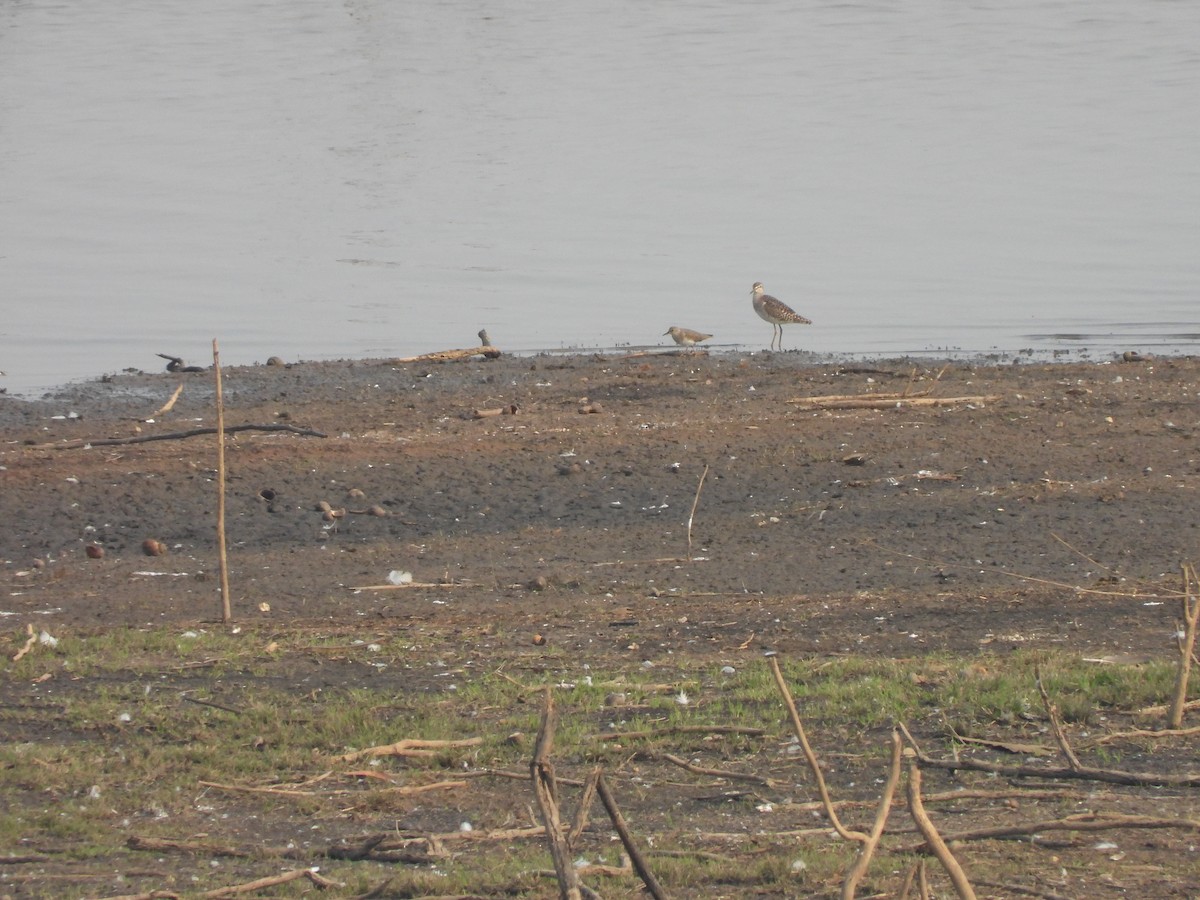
<box><xmin>213</xmin><ymin>340</ymin><xmax>232</xmax><ymax>624</ymax></box>
<box><xmin>1169</xmin><ymin>562</ymin><xmax>1199</xmax><ymax>728</ymax></box>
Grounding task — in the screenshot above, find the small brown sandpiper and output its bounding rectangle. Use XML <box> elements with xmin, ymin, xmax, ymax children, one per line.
<box><xmin>751</xmin><ymin>282</ymin><xmax>811</xmax><ymax>351</ymax></box>
<box><xmin>664</xmin><ymin>326</ymin><xmax>713</xmax><ymax>347</ymax></box>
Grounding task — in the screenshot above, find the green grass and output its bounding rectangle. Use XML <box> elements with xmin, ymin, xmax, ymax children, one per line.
<box><xmin>1</xmin><ymin>623</ymin><xmax>1196</xmax><ymax>898</ymax></box>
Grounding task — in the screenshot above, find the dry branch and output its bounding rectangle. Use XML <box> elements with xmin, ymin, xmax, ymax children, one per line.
<box><xmin>841</xmin><ymin>729</ymin><xmax>903</xmax><ymax>900</ymax></box>
<box><xmin>899</xmin><ymin>721</ymin><xmax>1200</xmax><ymax>787</ymax></box>
<box><xmin>595</xmin><ymin>772</ymin><xmax>668</xmax><ymax>900</ymax></box>
<box><xmin>388</xmin><ymin>344</ymin><xmax>502</xmax><ymax>363</ymax></box>
<box><xmin>644</xmin><ymin>751</ymin><xmax>776</xmax><ymax>786</ymax></box>
<box><xmin>530</xmin><ymin>688</ymin><xmax>582</xmax><ymax>900</ymax></box>
<box><xmin>899</xmin><ymin>812</ymin><xmax>1200</xmax><ymax>853</ymax></box>
<box><xmin>34</xmin><ymin>422</ymin><xmax>327</xmax><ymax>450</ymax></box>
<box><xmin>788</xmin><ymin>394</ymin><xmax>999</xmax><ymax>411</ymax></box>
<box><xmin>769</xmin><ymin>656</ymin><xmax>868</xmax><ymax>843</ymax></box>
<box><xmin>148</xmin><ymin>383</ymin><xmax>184</xmax><ymax>418</ymax></box>
<box><xmin>199</xmin><ymin>867</ymin><xmax>340</xmax><ymax>896</ymax></box>
<box><xmin>331</xmin><ymin>737</ymin><xmax>482</xmax><ymax>763</ymax></box>
<box><xmin>1035</xmin><ymin>667</ymin><xmax>1083</xmax><ymax>770</ymax></box>
<box><xmin>906</xmin><ymin>758</ymin><xmax>977</xmax><ymax>899</ymax></box>
<box><xmin>11</xmin><ymin>623</ymin><xmax>36</xmax><ymax>662</ymax></box>
<box><xmin>596</xmin><ymin>724</ymin><xmax>765</xmax><ymax>742</ymax></box>
<box><xmin>1170</xmin><ymin>562</ymin><xmax>1200</xmax><ymax>727</ymax></box>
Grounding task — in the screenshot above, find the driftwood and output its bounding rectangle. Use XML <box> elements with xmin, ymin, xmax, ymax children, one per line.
<box><xmin>11</xmin><ymin>624</ymin><xmax>37</xmax><ymax>662</ymax></box>
<box><xmin>596</xmin><ymin>724</ymin><xmax>765</xmax><ymax>742</ymax></box>
<box><xmin>147</xmin><ymin>383</ymin><xmax>184</xmax><ymax>418</ymax></box>
<box><xmin>156</xmin><ymin>352</ymin><xmax>205</xmax><ymax>373</ymax></box>
<box><xmin>388</xmin><ymin>345</ymin><xmax>502</xmax><ymax>364</ymax></box>
<box><xmin>33</xmin><ymin>422</ymin><xmax>327</xmax><ymax>450</ymax></box>
<box><xmin>789</xmin><ymin>394</ymin><xmax>1000</xmax><ymax>411</ymax></box>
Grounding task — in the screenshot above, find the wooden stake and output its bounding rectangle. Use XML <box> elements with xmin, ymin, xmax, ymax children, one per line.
<box><xmin>213</xmin><ymin>339</ymin><xmax>231</xmax><ymax>624</ymax></box>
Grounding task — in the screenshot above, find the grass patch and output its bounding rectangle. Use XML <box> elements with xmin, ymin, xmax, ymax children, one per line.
<box><xmin>1</xmin><ymin>623</ymin><xmax>1195</xmax><ymax>897</ymax></box>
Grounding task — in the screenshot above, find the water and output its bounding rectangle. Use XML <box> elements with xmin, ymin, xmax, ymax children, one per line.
<box><xmin>2</xmin><ymin>1</ymin><xmax>1198</xmax><ymax>398</ymax></box>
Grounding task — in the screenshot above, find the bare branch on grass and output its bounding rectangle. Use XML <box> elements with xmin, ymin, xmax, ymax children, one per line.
<box><xmin>841</xmin><ymin>729</ymin><xmax>904</xmax><ymax>899</ymax></box>
<box><xmin>768</xmin><ymin>656</ymin><xmax>868</xmax><ymax>843</ymax></box>
<box><xmin>905</xmin><ymin>757</ymin><xmax>977</xmax><ymax>900</ymax></box>
<box><xmin>530</xmin><ymin>688</ymin><xmax>583</xmax><ymax>900</ymax></box>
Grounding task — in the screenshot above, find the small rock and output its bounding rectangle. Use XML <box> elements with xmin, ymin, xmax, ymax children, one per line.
<box><xmin>85</xmin><ymin>544</ymin><xmax>104</xmax><ymax>559</ymax></box>
<box><xmin>347</xmin><ymin>488</ymin><xmax>366</xmax><ymax>499</ymax></box>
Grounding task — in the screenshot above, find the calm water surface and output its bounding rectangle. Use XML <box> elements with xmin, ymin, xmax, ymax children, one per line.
<box><xmin>2</xmin><ymin>1</ymin><xmax>1198</xmax><ymax>397</ymax></box>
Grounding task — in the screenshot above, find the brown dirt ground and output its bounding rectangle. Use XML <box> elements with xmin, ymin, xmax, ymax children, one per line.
<box><xmin>2</xmin><ymin>351</ymin><xmax>1200</xmax><ymax>898</ymax></box>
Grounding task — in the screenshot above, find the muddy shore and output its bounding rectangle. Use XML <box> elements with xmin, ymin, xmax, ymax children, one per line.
<box><xmin>2</xmin><ymin>351</ymin><xmax>1196</xmax><ymax>658</ymax></box>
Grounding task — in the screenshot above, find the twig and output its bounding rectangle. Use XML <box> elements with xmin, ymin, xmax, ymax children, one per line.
<box><xmin>900</xmin><ymin>722</ymin><xmax>1200</xmax><ymax>787</ymax></box>
<box><xmin>644</xmin><ymin>751</ymin><xmax>775</xmax><ymax>786</ymax></box>
<box><xmin>11</xmin><ymin>624</ymin><xmax>36</xmax><ymax>662</ymax></box>
<box><xmin>214</xmin><ymin>340</ymin><xmax>231</xmax><ymax>624</ymax></box>
<box><xmin>147</xmin><ymin>383</ymin><xmax>185</xmax><ymax>418</ymax></box>
<box><xmin>787</xmin><ymin>394</ymin><xmax>999</xmax><ymax>411</ymax></box>
<box><xmin>596</xmin><ymin>724</ymin><xmax>765</xmax><ymax>742</ymax></box>
<box><xmin>35</xmin><ymin>422</ymin><xmax>327</xmax><ymax>450</ymax></box>
<box><xmin>905</xmin><ymin>758</ymin><xmax>977</xmax><ymax>899</ymax></box>
<box><xmin>1170</xmin><ymin>562</ymin><xmax>1200</xmax><ymax>728</ymax></box>
<box><xmin>841</xmin><ymin>729</ymin><xmax>903</xmax><ymax>900</ymax></box>
<box><xmin>199</xmin><ymin>867</ymin><xmax>341</xmax><ymax>897</ymax></box>
<box><xmin>331</xmin><ymin>737</ymin><xmax>482</xmax><ymax>763</ymax></box>
<box><xmin>595</xmin><ymin>772</ymin><xmax>668</xmax><ymax>900</ymax></box>
<box><xmin>768</xmin><ymin>656</ymin><xmax>868</xmax><ymax>843</ymax></box>
<box><xmin>898</xmin><ymin>812</ymin><xmax>1200</xmax><ymax>853</ymax></box>
<box><xmin>687</xmin><ymin>464</ymin><xmax>709</xmax><ymax>561</ymax></box>
<box><xmin>568</xmin><ymin>767</ymin><xmax>600</xmax><ymax>848</ymax></box>
<box><xmin>1035</xmin><ymin>667</ymin><xmax>1083</xmax><ymax>770</ymax></box>
<box><xmin>971</xmin><ymin>880</ymin><xmax>1071</xmax><ymax>900</ymax></box>
<box><xmin>530</xmin><ymin>688</ymin><xmax>582</xmax><ymax>900</ymax></box>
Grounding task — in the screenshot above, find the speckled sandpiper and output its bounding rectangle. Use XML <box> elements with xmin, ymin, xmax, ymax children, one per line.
<box><xmin>751</xmin><ymin>282</ymin><xmax>811</xmax><ymax>351</ymax></box>
<box><xmin>664</xmin><ymin>326</ymin><xmax>713</xmax><ymax>347</ymax></box>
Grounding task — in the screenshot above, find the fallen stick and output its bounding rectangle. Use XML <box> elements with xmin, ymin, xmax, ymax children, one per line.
<box><xmin>472</xmin><ymin>404</ymin><xmax>519</xmax><ymax>418</ymax></box>
<box><xmin>147</xmin><ymin>383</ymin><xmax>184</xmax><ymax>418</ymax></box>
<box><xmin>898</xmin><ymin>722</ymin><xmax>1200</xmax><ymax>786</ymax></box>
<box><xmin>788</xmin><ymin>394</ymin><xmax>1000</xmax><ymax>411</ymax></box>
<box><xmin>841</xmin><ymin>729</ymin><xmax>903</xmax><ymax>900</ymax></box>
<box><xmin>644</xmin><ymin>751</ymin><xmax>776</xmax><ymax>786</ymax></box>
<box><xmin>34</xmin><ymin>422</ymin><xmax>327</xmax><ymax>450</ymax></box>
<box><xmin>11</xmin><ymin>623</ymin><xmax>36</xmax><ymax>662</ymax></box>
<box><xmin>595</xmin><ymin>771</ymin><xmax>667</xmax><ymax>900</ymax></box>
<box><xmin>596</xmin><ymin>725</ymin><xmax>765</xmax><ymax>742</ymax></box>
<box><xmin>906</xmin><ymin>758</ymin><xmax>977</xmax><ymax>899</ymax></box>
<box><xmin>198</xmin><ymin>867</ymin><xmax>340</xmax><ymax>897</ymax></box>
<box><xmin>331</xmin><ymin>737</ymin><xmax>482</xmax><ymax>763</ymax></box>
<box><xmin>769</xmin><ymin>656</ymin><xmax>868</xmax><ymax>843</ymax></box>
<box><xmin>1035</xmin><ymin>667</ymin><xmax>1083</xmax><ymax>770</ymax></box>
<box><xmin>898</xmin><ymin>811</ymin><xmax>1200</xmax><ymax>853</ymax></box>
<box><xmin>1083</xmin><ymin>724</ymin><xmax>1200</xmax><ymax>745</ymax></box>
<box><xmin>348</xmin><ymin>581</ymin><xmax>468</xmax><ymax>591</ymax></box>
<box><xmin>387</xmin><ymin>344</ymin><xmax>501</xmax><ymax>363</ymax></box>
